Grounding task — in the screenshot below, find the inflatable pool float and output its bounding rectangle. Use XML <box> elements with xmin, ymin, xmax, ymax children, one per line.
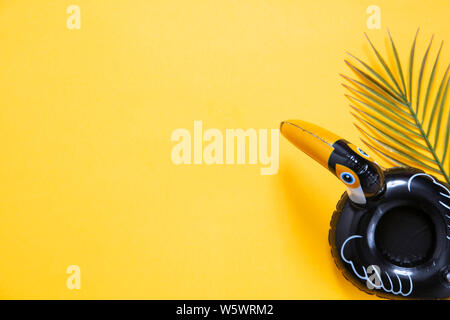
<box><xmin>281</xmin><ymin>119</ymin><xmax>450</xmax><ymax>299</ymax></box>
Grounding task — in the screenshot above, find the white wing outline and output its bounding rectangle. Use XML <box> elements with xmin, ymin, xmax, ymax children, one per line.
<box><xmin>408</xmin><ymin>173</ymin><xmax>450</xmax><ymax>240</ymax></box>
<box><xmin>340</xmin><ymin>235</ymin><xmax>413</xmax><ymax>296</ymax></box>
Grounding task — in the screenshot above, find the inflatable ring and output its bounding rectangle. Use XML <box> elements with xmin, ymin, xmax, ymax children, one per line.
<box><xmin>280</xmin><ymin>120</ymin><xmax>450</xmax><ymax>299</ymax></box>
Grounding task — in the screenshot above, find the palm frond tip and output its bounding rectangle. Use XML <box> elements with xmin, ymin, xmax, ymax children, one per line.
<box><xmin>343</xmin><ymin>30</ymin><xmax>450</xmax><ymax>184</ymax></box>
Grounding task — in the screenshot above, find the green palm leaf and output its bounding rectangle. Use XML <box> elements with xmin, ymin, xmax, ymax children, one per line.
<box><xmin>343</xmin><ymin>30</ymin><xmax>450</xmax><ymax>184</ymax></box>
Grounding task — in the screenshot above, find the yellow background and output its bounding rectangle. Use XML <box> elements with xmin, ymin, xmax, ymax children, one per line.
<box><xmin>0</xmin><ymin>0</ymin><xmax>449</xmax><ymax>299</ymax></box>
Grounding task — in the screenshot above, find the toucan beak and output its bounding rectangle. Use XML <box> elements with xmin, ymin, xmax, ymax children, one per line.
<box><xmin>281</xmin><ymin>119</ymin><xmax>385</xmax><ymax>205</ymax></box>
<box><xmin>280</xmin><ymin>120</ymin><xmax>342</xmax><ymax>169</ymax></box>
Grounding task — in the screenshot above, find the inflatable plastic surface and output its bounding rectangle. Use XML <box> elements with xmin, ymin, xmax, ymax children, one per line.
<box><xmin>281</xmin><ymin>120</ymin><xmax>450</xmax><ymax>299</ymax></box>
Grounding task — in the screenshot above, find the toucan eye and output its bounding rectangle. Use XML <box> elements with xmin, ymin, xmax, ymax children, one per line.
<box><xmin>340</xmin><ymin>172</ymin><xmax>355</xmax><ymax>184</ymax></box>
<box><xmin>357</xmin><ymin>147</ymin><xmax>370</xmax><ymax>158</ymax></box>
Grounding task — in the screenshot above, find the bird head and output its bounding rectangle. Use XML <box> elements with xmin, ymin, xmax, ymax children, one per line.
<box><xmin>280</xmin><ymin>120</ymin><xmax>385</xmax><ymax>205</ymax></box>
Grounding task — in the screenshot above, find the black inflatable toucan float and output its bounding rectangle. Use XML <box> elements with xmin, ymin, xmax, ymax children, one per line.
<box><xmin>280</xmin><ymin>120</ymin><xmax>450</xmax><ymax>299</ymax></box>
